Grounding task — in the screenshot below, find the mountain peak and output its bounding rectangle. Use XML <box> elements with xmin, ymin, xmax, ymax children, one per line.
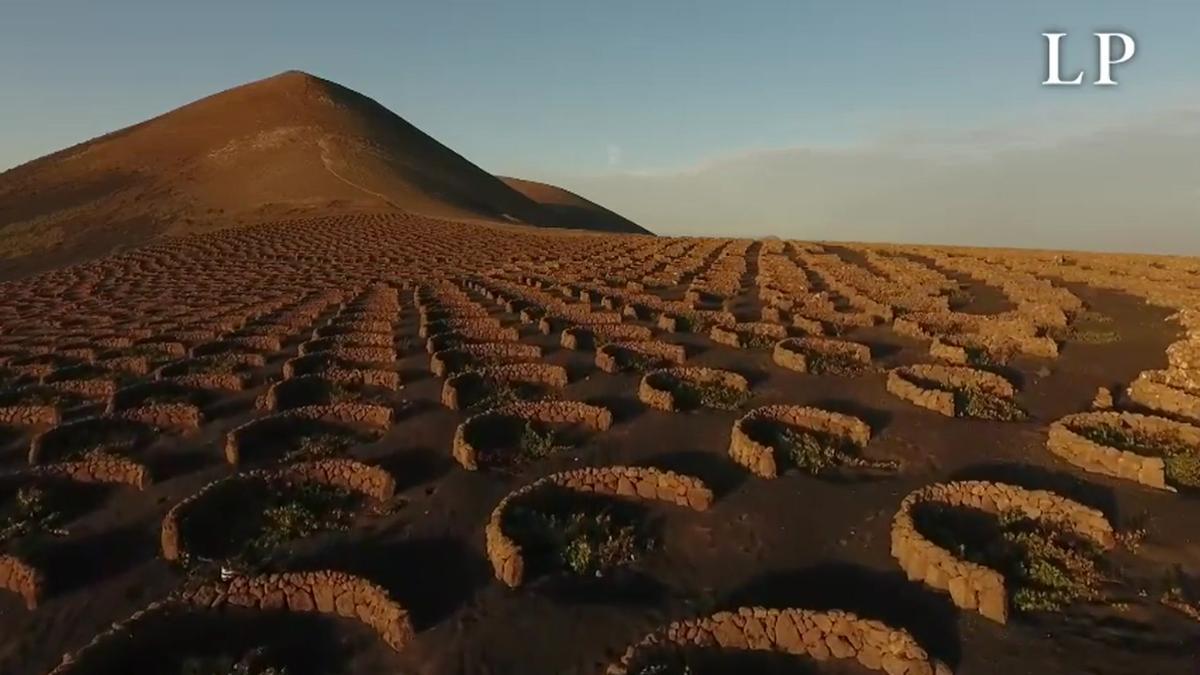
<box><xmin>0</xmin><ymin>71</ymin><xmax>649</xmax><ymax>276</ymax></box>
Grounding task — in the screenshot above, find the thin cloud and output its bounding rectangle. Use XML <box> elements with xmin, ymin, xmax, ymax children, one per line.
<box><xmin>541</xmin><ymin>106</ymin><xmax>1200</xmax><ymax>255</ymax></box>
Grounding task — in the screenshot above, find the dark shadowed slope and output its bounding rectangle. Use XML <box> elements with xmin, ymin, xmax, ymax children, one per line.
<box><xmin>0</xmin><ymin>70</ymin><xmax>649</xmax><ymax>275</ymax></box>
<box><xmin>500</xmin><ymin>177</ymin><xmax>651</xmax><ymax>235</ymax></box>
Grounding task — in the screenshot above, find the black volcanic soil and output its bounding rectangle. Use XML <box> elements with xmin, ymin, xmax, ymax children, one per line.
<box><xmin>0</xmin><ymin>219</ymin><xmax>1197</xmax><ymax>675</ymax></box>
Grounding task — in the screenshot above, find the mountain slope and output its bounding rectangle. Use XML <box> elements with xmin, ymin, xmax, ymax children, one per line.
<box><xmin>500</xmin><ymin>177</ymin><xmax>649</xmax><ymax>234</ymax></box>
<box><xmin>0</xmin><ymin>70</ymin><xmax>648</xmax><ymax>273</ymax></box>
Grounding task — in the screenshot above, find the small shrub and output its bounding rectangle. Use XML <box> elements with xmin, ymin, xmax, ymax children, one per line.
<box><xmin>1161</xmin><ymin>573</ymin><xmax>1200</xmax><ymax>622</ymax></box>
<box><xmin>516</xmin><ymin>422</ymin><xmax>568</xmax><ymax>461</ymax></box>
<box><xmin>741</xmin><ymin>332</ymin><xmax>778</xmax><ymax>350</ymax></box>
<box><xmin>0</xmin><ymin>486</ymin><xmax>66</xmax><ymax>546</ymax></box>
<box><xmin>506</xmin><ymin>503</ymin><xmax>651</xmax><ymax>577</ymax></box>
<box><xmin>770</xmin><ymin>426</ymin><xmax>896</xmax><ymax>475</ymax></box>
<box><xmin>619</xmin><ymin>351</ymin><xmax>662</xmax><ymax>373</ymax></box>
<box><xmin>230</xmin><ymin>482</ymin><xmax>359</xmax><ymax>567</ymax></box>
<box><xmin>666</xmin><ymin>379</ymin><xmax>750</xmax><ymax>411</ymax></box>
<box><xmin>1073</xmin><ymin>424</ymin><xmax>1200</xmax><ymax>489</ymax></box>
<box><xmin>1164</xmin><ymin>452</ymin><xmax>1200</xmax><ymax>489</ymax></box>
<box><xmin>804</xmin><ymin>351</ymin><xmax>867</xmax><ymax>376</ymax></box>
<box><xmin>774</xmin><ymin>426</ymin><xmax>841</xmax><ymax>474</ymax></box>
<box><xmin>692</xmin><ymin>381</ymin><xmax>751</xmax><ymax>410</ymax></box>
<box><xmin>469</xmin><ymin>380</ymin><xmax>544</xmax><ymax>411</ymax></box>
<box><xmin>328</xmin><ymin>382</ymin><xmax>393</xmax><ymax>407</ymax></box>
<box><xmin>913</xmin><ymin>504</ymin><xmax>1105</xmax><ymax>615</ymax></box>
<box><xmin>954</xmin><ymin>388</ymin><xmax>1027</xmax><ymax>421</ymax></box>
<box><xmin>282</xmin><ymin>433</ymin><xmax>355</xmax><ymax>462</ymax></box>
<box><xmin>946</xmin><ymin>287</ymin><xmax>974</xmax><ymax>308</ymax></box>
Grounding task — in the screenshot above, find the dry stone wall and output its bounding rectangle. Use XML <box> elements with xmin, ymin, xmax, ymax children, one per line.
<box><xmin>886</xmin><ymin>365</ymin><xmax>1016</xmax><ymax>417</ymax></box>
<box><xmin>890</xmin><ymin>480</ymin><xmax>1114</xmax><ymax>624</ymax></box>
<box><xmin>161</xmin><ymin>458</ymin><xmax>394</xmax><ymax>561</ymax></box>
<box><xmin>596</xmin><ymin>341</ymin><xmax>687</xmax><ymax>373</ymax></box>
<box><xmin>112</xmin><ymin>403</ymin><xmax>202</xmax><ymax>434</ymax></box>
<box><xmin>46</xmin><ymin>571</ymin><xmax>413</xmax><ymax>674</ymax></box>
<box><xmin>0</xmin><ymin>405</ymin><xmax>59</xmax><ymax>429</ymax></box>
<box><xmin>773</xmin><ymin>337</ymin><xmax>871</xmax><ymax>374</ymax></box>
<box><xmin>729</xmin><ymin>405</ymin><xmax>871</xmax><ymax>478</ymax></box>
<box><xmin>560</xmin><ymin>323</ymin><xmax>653</xmax><ymax>350</ymax></box>
<box><xmin>224</xmin><ymin>403</ymin><xmax>392</xmax><ymax>464</ymax></box>
<box><xmin>1127</xmin><ymin>371</ymin><xmax>1200</xmax><ymax>425</ymax></box>
<box><xmin>1047</xmin><ymin>411</ymin><xmax>1200</xmax><ymax>491</ymax></box>
<box><xmin>441</xmin><ymin>363</ymin><xmax>569</xmax><ymax>410</ymax></box>
<box><xmin>709</xmin><ymin>322</ymin><xmax>789</xmax><ymax>348</ymax></box>
<box><xmin>452</xmin><ymin>400</ymin><xmax>614</xmax><ymax>470</ymax></box>
<box><xmin>607</xmin><ymin>606</ymin><xmax>950</xmax><ymax>675</ymax></box>
<box><xmin>486</xmin><ymin>466</ymin><xmax>712</xmax><ymax>587</ymax></box>
<box><xmin>429</xmin><ymin>342</ymin><xmax>542</xmax><ymax>377</ymax></box>
<box><xmin>637</xmin><ymin>367</ymin><xmax>750</xmax><ymax>412</ymax></box>
<box><xmin>0</xmin><ymin>553</ymin><xmax>43</xmax><ymax>609</ymax></box>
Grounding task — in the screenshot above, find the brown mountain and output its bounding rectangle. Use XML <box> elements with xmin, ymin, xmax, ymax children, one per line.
<box><xmin>0</xmin><ymin>70</ymin><xmax>649</xmax><ymax>274</ymax></box>
<box><xmin>499</xmin><ymin>177</ymin><xmax>647</xmax><ymax>234</ymax></box>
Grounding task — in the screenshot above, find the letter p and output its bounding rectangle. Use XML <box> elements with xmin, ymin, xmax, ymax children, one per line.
<box><xmin>1095</xmin><ymin>32</ymin><xmax>1135</xmax><ymax>86</ymax></box>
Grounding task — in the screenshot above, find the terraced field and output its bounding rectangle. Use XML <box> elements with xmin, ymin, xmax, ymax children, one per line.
<box><xmin>0</xmin><ymin>212</ymin><xmax>1197</xmax><ymax>674</ymax></box>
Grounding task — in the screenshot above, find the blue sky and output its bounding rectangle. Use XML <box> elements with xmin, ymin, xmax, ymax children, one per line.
<box><xmin>2</xmin><ymin>1</ymin><xmax>1198</xmax><ymax>251</ymax></box>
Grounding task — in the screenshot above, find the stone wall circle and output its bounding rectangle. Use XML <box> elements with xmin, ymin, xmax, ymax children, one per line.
<box><xmin>729</xmin><ymin>405</ymin><xmax>871</xmax><ymax>478</ymax></box>
<box><xmin>607</xmin><ymin>606</ymin><xmax>950</xmax><ymax>675</ymax></box>
<box><xmin>486</xmin><ymin>466</ymin><xmax>712</xmax><ymax>587</ymax></box>
<box><xmin>452</xmin><ymin>400</ymin><xmax>614</xmax><ymax>470</ymax></box>
<box><xmin>890</xmin><ymin>480</ymin><xmax>1114</xmax><ymax>624</ymax></box>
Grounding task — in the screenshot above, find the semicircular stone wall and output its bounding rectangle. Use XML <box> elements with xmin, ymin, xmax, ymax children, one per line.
<box><xmin>485</xmin><ymin>466</ymin><xmax>713</xmax><ymax>587</ymax></box>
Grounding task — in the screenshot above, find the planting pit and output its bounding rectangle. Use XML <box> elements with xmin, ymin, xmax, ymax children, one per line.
<box><xmin>257</xmin><ymin>375</ymin><xmax>400</xmax><ymax>412</ymax></box>
<box><xmin>108</xmin><ymin>381</ymin><xmax>217</xmax><ymax>412</ymax></box>
<box><xmin>452</xmin><ymin>401</ymin><xmax>613</xmax><ymax>470</ymax></box>
<box><xmin>29</xmin><ymin>416</ymin><xmax>158</xmax><ymax>467</ymax></box>
<box><xmin>607</xmin><ymin>607</ymin><xmax>948</xmax><ymax>675</ymax></box>
<box><xmin>1</xmin><ymin>474</ymin><xmax>110</xmax><ymax>608</ymax></box>
<box><xmin>441</xmin><ymin>363</ymin><xmax>569</xmax><ymax>410</ymax></box>
<box><xmin>637</xmin><ymin>367</ymin><xmax>751</xmax><ymax>412</ymax></box>
<box><xmin>485</xmin><ymin>467</ymin><xmax>711</xmax><ymax>587</ymax></box>
<box><xmin>596</xmin><ymin>341</ymin><xmax>687</xmax><ymax>374</ymax></box>
<box><xmin>157</xmin><ymin>354</ymin><xmax>265</xmax><ymax>376</ymax></box>
<box><xmin>500</xmin><ymin>490</ymin><xmax>653</xmax><ymax>585</ymax></box>
<box><xmin>729</xmin><ymin>405</ymin><xmax>892</xmax><ymax>479</ymax></box>
<box><xmin>709</xmin><ymin>322</ymin><xmax>789</xmax><ymax>350</ymax></box>
<box><xmin>429</xmin><ymin>342</ymin><xmax>542</xmax><ymax>378</ymax></box>
<box><xmin>560</xmin><ymin>323</ymin><xmax>653</xmax><ymax>350</ymax></box>
<box><xmin>47</xmin><ymin>574</ymin><xmax>413</xmax><ymax>674</ymax></box>
<box><xmin>928</xmin><ymin>334</ymin><xmax>1019</xmax><ymax>367</ymax></box>
<box><xmin>772</xmin><ymin>337</ymin><xmax>872</xmax><ymax>376</ymax></box>
<box><xmin>886</xmin><ymin>364</ymin><xmax>1025</xmax><ymax>421</ymax></box>
<box><xmin>161</xmin><ymin>459</ymin><xmax>393</xmax><ymax>567</ymax></box>
<box><xmin>891</xmin><ymin>481</ymin><xmax>1115</xmax><ymax>623</ymax></box>
<box><xmin>1048</xmin><ymin>411</ymin><xmax>1200</xmax><ymax>491</ymax></box>
<box><xmin>224</xmin><ymin>404</ymin><xmax>391</xmax><ymax>464</ymax></box>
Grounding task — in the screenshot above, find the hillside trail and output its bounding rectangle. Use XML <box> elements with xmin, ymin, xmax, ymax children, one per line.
<box><xmin>317</xmin><ymin>136</ymin><xmax>402</xmax><ymax>210</ymax></box>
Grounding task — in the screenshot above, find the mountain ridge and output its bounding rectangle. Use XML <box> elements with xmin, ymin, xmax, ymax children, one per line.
<box><xmin>0</xmin><ymin>70</ymin><xmax>649</xmax><ymax>276</ymax></box>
